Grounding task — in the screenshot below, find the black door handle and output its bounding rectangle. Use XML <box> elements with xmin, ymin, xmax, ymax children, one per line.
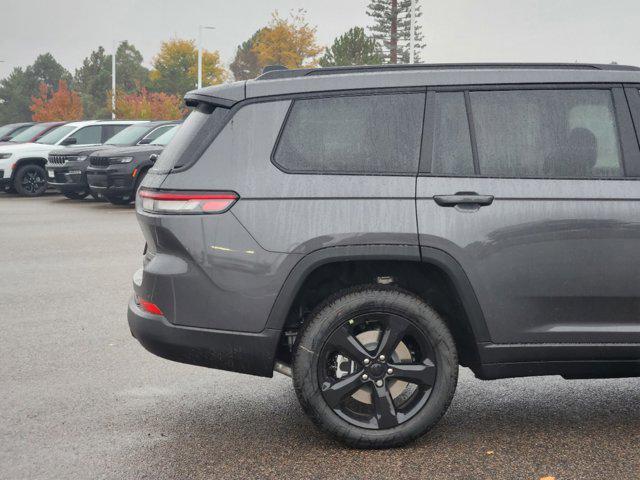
<box><xmin>433</xmin><ymin>192</ymin><xmax>494</xmax><ymax>207</ymax></box>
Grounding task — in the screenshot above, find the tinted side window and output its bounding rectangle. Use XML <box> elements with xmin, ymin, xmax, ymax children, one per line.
<box><xmin>431</xmin><ymin>92</ymin><xmax>474</xmax><ymax>175</ymax></box>
<box><xmin>274</xmin><ymin>93</ymin><xmax>425</xmax><ymax>174</ymax></box>
<box><xmin>102</xmin><ymin>124</ymin><xmax>130</xmax><ymax>142</ymax></box>
<box><xmin>144</xmin><ymin>125</ymin><xmax>174</xmax><ymax>142</ymax></box>
<box><xmin>72</xmin><ymin>125</ymin><xmax>102</xmax><ymax>145</ymax></box>
<box><xmin>470</xmin><ymin>89</ymin><xmax>623</xmax><ymax>178</ymax></box>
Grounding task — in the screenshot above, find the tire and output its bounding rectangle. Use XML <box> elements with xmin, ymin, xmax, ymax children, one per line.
<box><xmin>292</xmin><ymin>286</ymin><xmax>458</xmax><ymax>449</ymax></box>
<box><xmin>107</xmin><ymin>195</ymin><xmax>132</xmax><ymax>206</ymax></box>
<box><xmin>14</xmin><ymin>164</ymin><xmax>47</xmax><ymax>197</ymax></box>
<box><xmin>63</xmin><ymin>190</ymin><xmax>89</xmax><ymax>200</ymax></box>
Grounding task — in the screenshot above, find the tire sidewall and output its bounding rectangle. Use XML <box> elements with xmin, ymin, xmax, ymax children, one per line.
<box><xmin>293</xmin><ymin>287</ymin><xmax>458</xmax><ymax>448</ymax></box>
<box><xmin>15</xmin><ymin>164</ymin><xmax>47</xmax><ymax>197</ymax></box>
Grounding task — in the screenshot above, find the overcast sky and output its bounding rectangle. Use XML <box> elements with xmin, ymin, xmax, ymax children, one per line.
<box><xmin>1</xmin><ymin>0</ymin><xmax>640</xmax><ymax>79</ymax></box>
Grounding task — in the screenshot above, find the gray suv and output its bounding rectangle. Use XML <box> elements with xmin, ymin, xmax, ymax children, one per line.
<box><xmin>127</xmin><ymin>63</ymin><xmax>640</xmax><ymax>448</ymax></box>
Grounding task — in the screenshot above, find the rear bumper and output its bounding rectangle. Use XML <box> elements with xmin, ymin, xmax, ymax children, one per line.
<box><xmin>127</xmin><ymin>297</ymin><xmax>280</xmax><ymax>377</ymax></box>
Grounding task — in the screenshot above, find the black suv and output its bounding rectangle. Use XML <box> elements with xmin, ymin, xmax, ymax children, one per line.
<box><xmin>127</xmin><ymin>64</ymin><xmax>640</xmax><ymax>448</ymax></box>
<box><xmin>47</xmin><ymin>121</ymin><xmax>173</xmax><ymax>199</ymax></box>
<box><xmin>86</xmin><ymin>123</ymin><xmax>179</xmax><ymax>205</ymax></box>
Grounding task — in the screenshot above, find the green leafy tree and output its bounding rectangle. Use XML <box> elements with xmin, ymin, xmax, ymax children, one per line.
<box><xmin>230</xmin><ymin>30</ymin><xmax>263</xmax><ymax>80</ymax></box>
<box><xmin>149</xmin><ymin>38</ymin><xmax>227</xmax><ymax>97</ymax></box>
<box><xmin>0</xmin><ymin>53</ymin><xmax>71</xmax><ymax>123</ymax></box>
<box><xmin>320</xmin><ymin>27</ymin><xmax>383</xmax><ymax>67</ymax></box>
<box><xmin>75</xmin><ymin>42</ymin><xmax>149</xmax><ymax>118</ymax></box>
<box><xmin>0</xmin><ymin>68</ymin><xmax>34</xmax><ymax>123</ymax></box>
<box><xmin>367</xmin><ymin>0</ymin><xmax>425</xmax><ymax>64</ymax></box>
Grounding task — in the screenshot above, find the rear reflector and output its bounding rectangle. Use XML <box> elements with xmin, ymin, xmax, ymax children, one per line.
<box><xmin>139</xmin><ymin>298</ymin><xmax>163</xmax><ymax>316</ymax></box>
<box><xmin>138</xmin><ymin>189</ymin><xmax>239</xmax><ymax>214</ymax></box>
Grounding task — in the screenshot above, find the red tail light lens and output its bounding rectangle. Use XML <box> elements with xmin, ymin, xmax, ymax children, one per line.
<box><xmin>138</xmin><ymin>189</ymin><xmax>239</xmax><ymax>214</ymax></box>
<box><xmin>139</xmin><ymin>299</ymin><xmax>163</xmax><ymax>316</ymax></box>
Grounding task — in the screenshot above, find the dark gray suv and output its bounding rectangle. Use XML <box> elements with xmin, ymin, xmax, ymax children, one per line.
<box><xmin>128</xmin><ymin>63</ymin><xmax>640</xmax><ymax>448</ymax></box>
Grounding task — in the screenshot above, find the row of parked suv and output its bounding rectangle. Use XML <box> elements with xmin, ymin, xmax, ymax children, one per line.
<box><xmin>0</xmin><ymin>119</ymin><xmax>180</xmax><ymax>204</ymax></box>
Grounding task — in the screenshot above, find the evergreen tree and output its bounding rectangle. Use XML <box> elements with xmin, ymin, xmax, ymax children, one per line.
<box><xmin>367</xmin><ymin>0</ymin><xmax>425</xmax><ymax>64</ymax></box>
<box><xmin>75</xmin><ymin>42</ymin><xmax>149</xmax><ymax>118</ymax></box>
<box><xmin>230</xmin><ymin>31</ymin><xmax>263</xmax><ymax>80</ymax></box>
<box><xmin>74</xmin><ymin>46</ymin><xmax>111</xmax><ymax>118</ymax></box>
<box><xmin>320</xmin><ymin>27</ymin><xmax>383</xmax><ymax>67</ymax></box>
<box><xmin>0</xmin><ymin>53</ymin><xmax>71</xmax><ymax>123</ymax></box>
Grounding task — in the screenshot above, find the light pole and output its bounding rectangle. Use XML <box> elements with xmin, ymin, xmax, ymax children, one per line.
<box><xmin>111</xmin><ymin>41</ymin><xmax>121</xmax><ymax>120</ymax></box>
<box><xmin>112</xmin><ymin>43</ymin><xmax>116</xmax><ymax>119</ymax></box>
<box><xmin>409</xmin><ymin>0</ymin><xmax>416</xmax><ymax>64</ymax></box>
<box><xmin>198</xmin><ymin>25</ymin><xmax>215</xmax><ymax>89</ymax></box>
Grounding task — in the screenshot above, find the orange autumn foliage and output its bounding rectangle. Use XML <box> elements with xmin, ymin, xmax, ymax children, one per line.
<box><xmin>112</xmin><ymin>88</ymin><xmax>187</xmax><ymax>120</ymax></box>
<box><xmin>30</xmin><ymin>80</ymin><xmax>83</xmax><ymax>121</ymax></box>
<box><xmin>253</xmin><ymin>10</ymin><xmax>323</xmax><ymax>69</ymax></box>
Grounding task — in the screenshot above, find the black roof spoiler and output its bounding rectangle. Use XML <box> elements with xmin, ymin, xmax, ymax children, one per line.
<box><xmin>184</xmin><ymin>92</ymin><xmax>236</xmax><ymax>109</ymax></box>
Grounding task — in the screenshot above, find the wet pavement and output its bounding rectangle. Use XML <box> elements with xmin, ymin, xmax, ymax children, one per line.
<box><xmin>1</xmin><ymin>194</ymin><xmax>639</xmax><ymax>479</ymax></box>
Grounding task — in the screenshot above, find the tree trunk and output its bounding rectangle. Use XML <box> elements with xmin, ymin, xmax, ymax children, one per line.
<box><xmin>390</xmin><ymin>0</ymin><xmax>398</xmax><ymax>64</ymax></box>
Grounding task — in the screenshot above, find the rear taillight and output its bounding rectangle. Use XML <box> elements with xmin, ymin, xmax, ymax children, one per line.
<box><xmin>138</xmin><ymin>298</ymin><xmax>163</xmax><ymax>316</ymax></box>
<box><xmin>138</xmin><ymin>189</ymin><xmax>239</xmax><ymax>214</ymax></box>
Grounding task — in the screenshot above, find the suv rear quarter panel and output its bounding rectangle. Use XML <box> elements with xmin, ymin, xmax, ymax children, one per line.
<box><xmin>160</xmin><ymin>100</ymin><xmax>419</xmax><ymax>254</ymax></box>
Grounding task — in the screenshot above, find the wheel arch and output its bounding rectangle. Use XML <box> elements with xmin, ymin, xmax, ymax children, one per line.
<box><xmin>266</xmin><ymin>244</ymin><xmax>491</xmax><ymax>368</ymax></box>
<box><xmin>11</xmin><ymin>157</ymin><xmax>47</xmax><ymax>180</ymax></box>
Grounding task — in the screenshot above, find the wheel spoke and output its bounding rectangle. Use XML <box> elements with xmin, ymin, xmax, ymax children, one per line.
<box><xmin>375</xmin><ymin>319</ymin><xmax>409</xmax><ymax>358</ymax></box>
<box><xmin>372</xmin><ymin>383</ymin><xmax>398</xmax><ymax>429</ymax></box>
<box><xmin>321</xmin><ymin>373</ymin><xmax>363</xmax><ymax>408</ymax></box>
<box><xmin>389</xmin><ymin>359</ymin><xmax>436</xmax><ymax>386</ymax></box>
<box><xmin>325</xmin><ymin>326</ymin><xmax>370</xmax><ymax>364</ymax></box>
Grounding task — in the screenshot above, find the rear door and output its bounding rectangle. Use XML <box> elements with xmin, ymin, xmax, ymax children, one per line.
<box><xmin>417</xmin><ymin>84</ymin><xmax>640</xmax><ymax>345</ymax></box>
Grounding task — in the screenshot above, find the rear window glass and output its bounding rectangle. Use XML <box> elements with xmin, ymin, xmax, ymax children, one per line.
<box><xmin>144</xmin><ymin>125</ymin><xmax>176</xmax><ymax>142</ymax></box>
<box><xmin>0</xmin><ymin>125</ymin><xmax>16</xmax><ymax>138</ymax></box>
<box><xmin>105</xmin><ymin>124</ymin><xmax>151</xmax><ymax>145</ymax></box>
<box><xmin>152</xmin><ymin>105</ymin><xmax>230</xmax><ymax>173</ymax></box>
<box><xmin>470</xmin><ymin>89</ymin><xmax>623</xmax><ymax>178</ymax></box>
<box><xmin>150</xmin><ymin>126</ymin><xmax>178</xmax><ymax>146</ymax></box>
<box><xmin>274</xmin><ymin>93</ymin><xmax>425</xmax><ymax>174</ymax></box>
<box><xmin>431</xmin><ymin>92</ymin><xmax>474</xmax><ymax>175</ymax></box>
<box><xmin>36</xmin><ymin>125</ymin><xmax>75</xmax><ymax>144</ymax></box>
<box><xmin>9</xmin><ymin>124</ymin><xmax>53</xmax><ymax>142</ymax></box>
<box><xmin>72</xmin><ymin>125</ymin><xmax>102</xmax><ymax>145</ymax></box>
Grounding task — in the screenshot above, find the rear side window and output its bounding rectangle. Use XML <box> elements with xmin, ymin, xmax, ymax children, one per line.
<box><xmin>470</xmin><ymin>89</ymin><xmax>623</xmax><ymax>178</ymax></box>
<box><xmin>144</xmin><ymin>125</ymin><xmax>175</xmax><ymax>142</ymax></box>
<box><xmin>431</xmin><ymin>92</ymin><xmax>474</xmax><ymax>175</ymax></box>
<box><xmin>274</xmin><ymin>92</ymin><xmax>425</xmax><ymax>174</ymax></box>
<box><xmin>72</xmin><ymin>125</ymin><xmax>102</xmax><ymax>145</ymax></box>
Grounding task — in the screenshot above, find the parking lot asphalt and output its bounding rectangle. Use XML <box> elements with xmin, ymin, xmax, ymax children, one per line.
<box><xmin>1</xmin><ymin>193</ymin><xmax>639</xmax><ymax>480</ymax></box>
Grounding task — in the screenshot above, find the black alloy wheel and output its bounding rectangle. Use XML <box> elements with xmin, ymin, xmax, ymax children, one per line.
<box><xmin>293</xmin><ymin>286</ymin><xmax>458</xmax><ymax>449</ymax></box>
<box><xmin>318</xmin><ymin>312</ymin><xmax>436</xmax><ymax>430</ymax></box>
<box><xmin>15</xmin><ymin>165</ymin><xmax>47</xmax><ymax>197</ymax></box>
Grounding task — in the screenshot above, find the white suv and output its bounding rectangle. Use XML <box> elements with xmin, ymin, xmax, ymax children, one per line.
<box><xmin>0</xmin><ymin>120</ymin><xmax>141</xmax><ymax>196</ymax></box>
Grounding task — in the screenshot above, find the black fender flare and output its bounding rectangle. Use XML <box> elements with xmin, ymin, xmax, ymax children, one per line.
<box><xmin>11</xmin><ymin>157</ymin><xmax>47</xmax><ymax>180</ymax></box>
<box><xmin>264</xmin><ymin>244</ymin><xmax>491</xmax><ymax>346</ymax></box>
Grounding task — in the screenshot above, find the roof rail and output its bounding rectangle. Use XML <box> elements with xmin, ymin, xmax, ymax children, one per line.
<box><xmin>262</xmin><ymin>65</ymin><xmax>288</xmax><ymax>74</ymax></box>
<box><xmin>256</xmin><ymin>63</ymin><xmax>640</xmax><ymax>81</ymax></box>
